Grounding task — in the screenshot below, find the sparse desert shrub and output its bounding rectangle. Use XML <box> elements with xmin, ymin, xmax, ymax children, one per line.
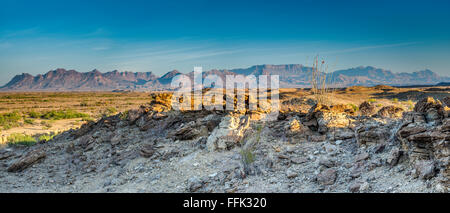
<box><xmin>38</xmin><ymin>134</ymin><xmax>55</xmax><ymax>142</ymax></box>
<box><xmin>240</xmin><ymin>149</ymin><xmax>255</xmax><ymax>166</ymax></box>
<box><xmin>7</xmin><ymin>133</ymin><xmax>37</xmax><ymax>146</ymax></box>
<box><xmin>40</xmin><ymin>120</ymin><xmax>53</xmax><ymax>129</ymax></box>
<box><xmin>240</xmin><ymin>124</ymin><xmax>263</xmax><ymax>174</ymax></box>
<box><xmin>81</xmin><ymin>117</ymin><xmax>95</xmax><ymax>122</ymax></box>
<box><xmin>24</xmin><ymin>118</ymin><xmax>34</xmax><ymax>125</ymax></box>
<box><xmin>120</xmin><ymin>110</ymin><xmax>129</xmax><ymax>120</ymax></box>
<box><xmin>104</xmin><ymin>107</ymin><xmax>118</xmax><ymax>116</ymax></box>
<box><xmin>376</xmin><ymin>104</ymin><xmax>383</xmax><ymax>107</ymax></box>
<box><xmin>368</xmin><ymin>98</ymin><xmax>376</xmax><ymax>103</ymax></box>
<box><xmin>348</xmin><ymin>103</ymin><xmax>359</xmax><ymax>112</ymax></box>
<box><xmin>406</xmin><ymin>100</ymin><xmax>414</xmax><ymax>110</ymax></box>
<box><xmin>28</xmin><ymin>111</ymin><xmax>41</xmax><ymax>118</ymax></box>
<box><xmin>392</xmin><ymin>98</ymin><xmax>399</xmax><ymax>103</ymax></box>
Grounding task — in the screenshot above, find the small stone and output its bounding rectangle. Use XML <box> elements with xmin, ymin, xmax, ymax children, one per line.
<box><xmin>318</xmin><ymin>156</ymin><xmax>335</xmax><ymax>168</ymax></box>
<box><xmin>187</xmin><ymin>177</ymin><xmax>203</xmax><ymax>192</ymax></box>
<box><xmin>386</xmin><ymin>148</ymin><xmax>401</xmax><ymax>167</ymax></box>
<box><xmin>324</xmin><ymin>144</ymin><xmax>338</xmax><ymax>154</ymax></box>
<box><xmin>317</xmin><ymin>168</ymin><xmax>337</xmax><ymax>185</ymax></box>
<box><xmin>373</xmin><ymin>144</ymin><xmax>385</xmax><ymax>153</ymax></box>
<box><xmin>291</xmin><ymin>157</ymin><xmax>308</xmax><ymax>164</ymax></box>
<box><xmin>414</xmin><ymin>160</ymin><xmax>435</xmax><ymax>180</ymax></box>
<box><xmin>335</xmin><ymin>140</ymin><xmax>343</xmax><ymax>145</ymax></box>
<box><xmin>349</xmin><ymin>182</ymin><xmax>361</xmax><ymax>193</ymax></box>
<box><xmin>287</xmin><ymin>171</ymin><xmax>298</xmax><ymax>179</ymax></box>
<box><xmin>278</xmin><ymin>154</ymin><xmax>289</xmax><ymax>159</ymax></box>
<box><xmin>355</xmin><ymin>152</ymin><xmax>369</xmax><ymax>162</ymax></box>
<box><xmin>350</xmin><ymin>162</ymin><xmax>364</xmax><ymax>178</ymax></box>
<box><xmin>360</xmin><ymin>182</ymin><xmax>370</xmax><ymax>192</ymax></box>
<box><xmin>435</xmin><ymin>183</ymin><xmax>447</xmax><ymax>193</ymax></box>
<box><xmin>0</xmin><ymin>152</ymin><xmax>14</xmax><ymax>160</ymax></box>
<box><xmin>139</xmin><ymin>144</ymin><xmax>155</xmax><ymax>158</ymax></box>
<box><xmin>286</xmin><ymin>146</ymin><xmax>296</xmax><ymax>153</ymax></box>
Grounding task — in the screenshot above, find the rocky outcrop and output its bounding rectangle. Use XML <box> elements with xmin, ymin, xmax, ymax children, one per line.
<box><xmin>355</xmin><ymin>118</ymin><xmax>396</xmax><ymax>145</ymax></box>
<box><xmin>206</xmin><ymin>114</ymin><xmax>251</xmax><ymax>151</ymax></box>
<box><xmin>304</xmin><ymin>104</ymin><xmax>354</xmax><ymax>134</ymax></box>
<box><xmin>413</xmin><ymin>97</ymin><xmax>444</xmax><ymax>123</ymax></box>
<box><xmin>7</xmin><ymin>148</ymin><xmax>46</xmax><ymax>172</ymax></box>
<box><xmin>442</xmin><ymin>96</ymin><xmax>450</xmax><ymax>107</ymax></box>
<box><xmin>359</xmin><ymin>101</ymin><xmax>375</xmax><ymax>116</ymax></box>
<box><xmin>377</xmin><ymin>106</ymin><xmax>404</xmax><ymax>118</ymax></box>
<box><xmin>397</xmin><ymin>97</ymin><xmax>449</xmax><ymax>184</ymax></box>
<box><xmin>168</xmin><ymin>114</ymin><xmax>221</xmax><ymax>141</ymax></box>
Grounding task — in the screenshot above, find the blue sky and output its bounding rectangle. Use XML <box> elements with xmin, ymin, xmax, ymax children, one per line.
<box><xmin>1</xmin><ymin>0</ymin><xmax>450</xmax><ymax>85</ymax></box>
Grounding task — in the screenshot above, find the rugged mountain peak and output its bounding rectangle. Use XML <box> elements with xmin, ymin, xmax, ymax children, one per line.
<box><xmin>1</xmin><ymin>65</ymin><xmax>449</xmax><ymax>91</ymax></box>
<box><xmin>160</xmin><ymin>70</ymin><xmax>181</xmax><ymax>79</ymax></box>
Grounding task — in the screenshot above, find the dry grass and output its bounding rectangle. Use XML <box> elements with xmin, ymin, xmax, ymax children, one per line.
<box><xmin>0</xmin><ymin>91</ymin><xmax>151</xmax><ymax>115</ymax></box>
<box><xmin>0</xmin><ymin>91</ymin><xmax>152</xmax><ymax>143</ymax></box>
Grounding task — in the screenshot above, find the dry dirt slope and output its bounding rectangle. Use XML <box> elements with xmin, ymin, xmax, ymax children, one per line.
<box><xmin>0</xmin><ymin>93</ymin><xmax>448</xmax><ymax>192</ymax></box>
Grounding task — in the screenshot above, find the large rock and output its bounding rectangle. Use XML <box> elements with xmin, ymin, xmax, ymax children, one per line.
<box><xmin>414</xmin><ymin>160</ymin><xmax>436</xmax><ymax>180</ymax></box>
<box><xmin>168</xmin><ymin>113</ymin><xmax>222</xmax><ymax>141</ymax></box>
<box><xmin>414</xmin><ymin>97</ymin><xmax>444</xmax><ymax>123</ymax></box>
<box><xmin>355</xmin><ymin>119</ymin><xmax>392</xmax><ymax>145</ymax></box>
<box><xmin>396</xmin><ymin>98</ymin><xmax>449</xmax><ymax>183</ymax></box>
<box><xmin>442</xmin><ymin>96</ymin><xmax>450</xmax><ymax>108</ymax></box>
<box><xmin>377</xmin><ymin>106</ymin><xmax>404</xmax><ymax>118</ymax></box>
<box><xmin>359</xmin><ymin>101</ymin><xmax>376</xmax><ymax>116</ymax></box>
<box><xmin>8</xmin><ymin>148</ymin><xmax>46</xmax><ymax>172</ymax></box>
<box><xmin>283</xmin><ymin>117</ymin><xmax>313</xmax><ymax>141</ymax></box>
<box><xmin>304</xmin><ymin>104</ymin><xmax>352</xmax><ymax>134</ymax></box>
<box><xmin>206</xmin><ymin>114</ymin><xmax>250</xmax><ymax>151</ymax></box>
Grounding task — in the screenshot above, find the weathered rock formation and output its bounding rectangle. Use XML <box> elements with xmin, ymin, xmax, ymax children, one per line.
<box><xmin>396</xmin><ymin>97</ymin><xmax>449</xmax><ymax>185</ymax></box>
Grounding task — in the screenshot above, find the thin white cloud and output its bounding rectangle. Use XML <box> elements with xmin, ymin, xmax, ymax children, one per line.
<box><xmin>92</xmin><ymin>46</ymin><xmax>110</xmax><ymax>51</ymax></box>
<box><xmin>0</xmin><ymin>27</ymin><xmax>40</xmax><ymax>38</ymax></box>
<box><xmin>321</xmin><ymin>42</ymin><xmax>420</xmax><ymax>55</ymax></box>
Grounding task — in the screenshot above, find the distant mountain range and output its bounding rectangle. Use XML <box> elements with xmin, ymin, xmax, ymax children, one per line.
<box><xmin>1</xmin><ymin>65</ymin><xmax>449</xmax><ymax>91</ymax></box>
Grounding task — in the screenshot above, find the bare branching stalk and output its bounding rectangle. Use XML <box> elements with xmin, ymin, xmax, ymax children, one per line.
<box><xmin>310</xmin><ymin>56</ymin><xmax>333</xmax><ymax>105</ymax></box>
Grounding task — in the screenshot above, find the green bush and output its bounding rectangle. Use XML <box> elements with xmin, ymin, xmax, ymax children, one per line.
<box><xmin>0</xmin><ymin>111</ymin><xmax>22</xmax><ymax>129</ymax></box>
<box><xmin>28</xmin><ymin>111</ymin><xmax>41</xmax><ymax>118</ymax></box>
<box><xmin>104</xmin><ymin>107</ymin><xmax>118</xmax><ymax>116</ymax></box>
<box><xmin>392</xmin><ymin>98</ymin><xmax>399</xmax><ymax>103</ymax></box>
<box><xmin>240</xmin><ymin>149</ymin><xmax>255</xmax><ymax>165</ymax></box>
<box><xmin>81</xmin><ymin>117</ymin><xmax>94</xmax><ymax>122</ymax></box>
<box><xmin>24</xmin><ymin>118</ymin><xmax>34</xmax><ymax>125</ymax></box>
<box><xmin>119</xmin><ymin>110</ymin><xmax>129</xmax><ymax>120</ymax></box>
<box><xmin>7</xmin><ymin>133</ymin><xmax>37</xmax><ymax>146</ymax></box>
<box><xmin>40</xmin><ymin>109</ymin><xmax>89</xmax><ymax>120</ymax></box>
<box><xmin>368</xmin><ymin>98</ymin><xmax>376</xmax><ymax>103</ymax></box>
<box><xmin>348</xmin><ymin>103</ymin><xmax>359</xmax><ymax>112</ymax></box>
<box><xmin>406</xmin><ymin>100</ymin><xmax>414</xmax><ymax>110</ymax></box>
<box><xmin>38</xmin><ymin>134</ymin><xmax>54</xmax><ymax>142</ymax></box>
